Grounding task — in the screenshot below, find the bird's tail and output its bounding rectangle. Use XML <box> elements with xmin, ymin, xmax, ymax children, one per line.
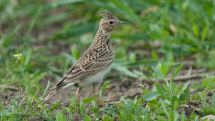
<box><xmin>43</xmin><ymin>78</ymin><xmax>67</xmax><ymax>104</ymax></box>
<box><xmin>42</xmin><ymin>78</ymin><xmax>77</xmax><ymax>104</ymax></box>
<box><xmin>43</xmin><ymin>87</ymin><xmax>61</xmax><ymax>104</ymax></box>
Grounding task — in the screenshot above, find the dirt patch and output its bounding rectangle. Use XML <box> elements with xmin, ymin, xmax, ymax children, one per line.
<box><xmin>0</xmin><ymin>89</ymin><xmax>25</xmax><ymax>106</ymax></box>
<box><xmin>43</xmin><ymin>78</ymin><xmax>144</xmax><ymax>104</ymax></box>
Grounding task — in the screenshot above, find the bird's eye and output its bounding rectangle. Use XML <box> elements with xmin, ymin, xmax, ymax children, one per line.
<box><xmin>109</xmin><ymin>20</ymin><xmax>113</xmax><ymax>24</ymax></box>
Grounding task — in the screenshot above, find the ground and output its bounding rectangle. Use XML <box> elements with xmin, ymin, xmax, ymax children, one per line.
<box><xmin>0</xmin><ymin>0</ymin><xmax>215</xmax><ymax>121</ymax></box>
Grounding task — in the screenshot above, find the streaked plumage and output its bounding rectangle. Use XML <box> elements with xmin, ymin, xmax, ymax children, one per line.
<box><xmin>43</xmin><ymin>10</ymin><xmax>123</xmax><ymax>103</ymax></box>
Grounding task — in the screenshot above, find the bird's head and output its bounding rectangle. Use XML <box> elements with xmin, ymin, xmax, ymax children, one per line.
<box><xmin>99</xmin><ymin>10</ymin><xmax>123</xmax><ymax>33</ymax></box>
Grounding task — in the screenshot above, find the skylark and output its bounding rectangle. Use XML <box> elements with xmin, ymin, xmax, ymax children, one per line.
<box><xmin>44</xmin><ymin>10</ymin><xmax>123</xmax><ymax>103</ymax></box>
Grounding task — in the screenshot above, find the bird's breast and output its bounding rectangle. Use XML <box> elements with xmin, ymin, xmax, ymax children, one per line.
<box><xmin>82</xmin><ymin>66</ymin><xmax>112</xmax><ymax>86</ymax></box>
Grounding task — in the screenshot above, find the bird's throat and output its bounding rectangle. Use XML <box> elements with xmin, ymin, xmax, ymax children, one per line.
<box><xmin>93</xmin><ymin>28</ymin><xmax>111</xmax><ymax>46</ymax></box>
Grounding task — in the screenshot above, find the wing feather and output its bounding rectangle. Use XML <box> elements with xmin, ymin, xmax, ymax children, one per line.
<box><xmin>63</xmin><ymin>45</ymin><xmax>113</xmax><ymax>83</ymax></box>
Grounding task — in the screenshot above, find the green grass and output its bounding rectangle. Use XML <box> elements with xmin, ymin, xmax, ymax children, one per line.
<box><xmin>0</xmin><ymin>0</ymin><xmax>215</xmax><ymax>121</ymax></box>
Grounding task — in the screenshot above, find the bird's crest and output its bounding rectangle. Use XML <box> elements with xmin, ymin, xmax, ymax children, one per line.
<box><xmin>101</xmin><ymin>10</ymin><xmax>114</xmax><ymax>19</ymax></box>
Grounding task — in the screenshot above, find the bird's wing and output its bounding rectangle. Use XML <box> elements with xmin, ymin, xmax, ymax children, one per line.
<box><xmin>63</xmin><ymin>46</ymin><xmax>113</xmax><ymax>82</ymax></box>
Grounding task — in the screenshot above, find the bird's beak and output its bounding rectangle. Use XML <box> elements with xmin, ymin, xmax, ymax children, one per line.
<box><xmin>118</xmin><ymin>20</ymin><xmax>125</xmax><ymax>24</ymax></box>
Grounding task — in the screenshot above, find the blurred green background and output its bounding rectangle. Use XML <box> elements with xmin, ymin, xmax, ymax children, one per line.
<box><xmin>0</xmin><ymin>0</ymin><xmax>215</xmax><ymax>120</ymax></box>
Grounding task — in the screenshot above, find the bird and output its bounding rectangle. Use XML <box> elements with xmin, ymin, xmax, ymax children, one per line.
<box><xmin>43</xmin><ymin>10</ymin><xmax>124</xmax><ymax>104</ymax></box>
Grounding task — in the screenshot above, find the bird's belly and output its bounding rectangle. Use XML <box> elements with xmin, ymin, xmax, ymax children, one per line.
<box><xmin>83</xmin><ymin>66</ymin><xmax>111</xmax><ymax>85</ymax></box>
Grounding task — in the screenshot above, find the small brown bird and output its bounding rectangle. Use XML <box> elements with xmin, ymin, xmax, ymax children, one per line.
<box><xmin>43</xmin><ymin>10</ymin><xmax>123</xmax><ymax>103</ymax></box>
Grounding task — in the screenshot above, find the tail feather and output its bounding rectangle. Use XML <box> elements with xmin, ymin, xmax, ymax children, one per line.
<box><xmin>43</xmin><ymin>78</ymin><xmax>67</xmax><ymax>104</ymax></box>
<box><xmin>43</xmin><ymin>77</ymin><xmax>78</xmax><ymax>104</ymax></box>
<box><xmin>43</xmin><ymin>85</ymin><xmax>64</xmax><ymax>104</ymax></box>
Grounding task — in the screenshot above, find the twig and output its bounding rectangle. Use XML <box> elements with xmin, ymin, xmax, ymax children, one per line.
<box><xmin>174</xmin><ymin>61</ymin><xmax>195</xmax><ymax>67</ymax></box>
<box><xmin>0</xmin><ymin>85</ymin><xmax>18</xmax><ymax>91</ymax></box>
<box><xmin>142</xmin><ymin>71</ymin><xmax>215</xmax><ymax>84</ymax></box>
<box><xmin>180</xmin><ymin>68</ymin><xmax>206</xmax><ymax>75</ymax></box>
<box><xmin>106</xmin><ymin>101</ymin><xmax>121</xmax><ymax>105</ymax></box>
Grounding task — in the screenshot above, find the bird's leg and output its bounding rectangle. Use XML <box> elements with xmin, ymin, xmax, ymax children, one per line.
<box><xmin>92</xmin><ymin>83</ymin><xmax>96</xmax><ymax>94</ymax></box>
<box><xmin>75</xmin><ymin>86</ymin><xmax>81</xmax><ymax>114</ymax></box>
<box><xmin>75</xmin><ymin>87</ymin><xmax>80</xmax><ymax>103</ymax></box>
<box><xmin>97</xmin><ymin>78</ymin><xmax>104</xmax><ymax>92</ymax></box>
